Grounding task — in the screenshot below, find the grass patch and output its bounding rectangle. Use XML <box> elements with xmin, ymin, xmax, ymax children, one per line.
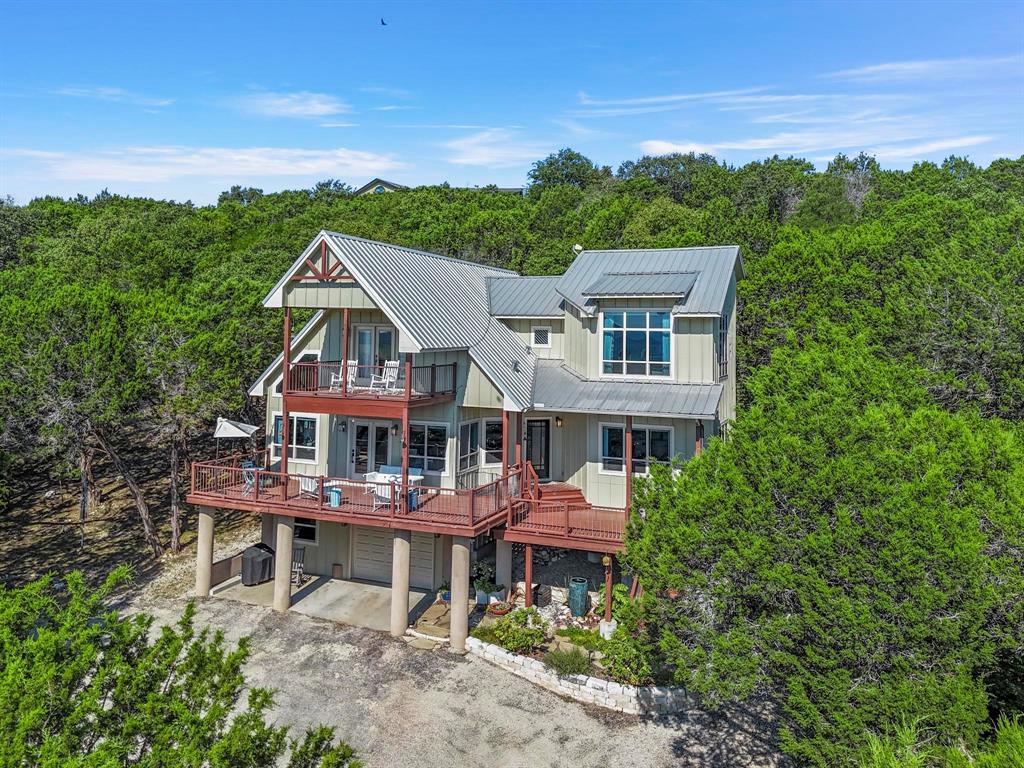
<box><xmin>543</xmin><ymin>647</ymin><xmax>591</xmax><ymax>677</ymax></box>
<box><xmin>555</xmin><ymin>627</ymin><xmax>607</xmax><ymax>652</ymax></box>
<box><xmin>470</xmin><ymin>623</ymin><xmax>499</xmax><ymax>645</ymax></box>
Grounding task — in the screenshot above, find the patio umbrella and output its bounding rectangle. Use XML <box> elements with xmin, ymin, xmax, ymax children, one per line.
<box><xmin>214</xmin><ymin>416</ymin><xmax>260</xmax><ymax>457</ymax></box>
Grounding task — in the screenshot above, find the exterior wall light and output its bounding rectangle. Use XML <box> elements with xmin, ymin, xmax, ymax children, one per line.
<box><xmin>391</xmin><ymin>424</ymin><xmax>400</xmax><ymax>437</ymax></box>
<box><xmin>555</xmin><ymin>416</ymin><xmax>563</xmax><ymax>428</ymax></box>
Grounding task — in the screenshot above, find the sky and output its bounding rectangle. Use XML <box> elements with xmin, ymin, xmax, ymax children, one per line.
<box><xmin>1</xmin><ymin>0</ymin><xmax>1022</xmax><ymax>205</ymax></box>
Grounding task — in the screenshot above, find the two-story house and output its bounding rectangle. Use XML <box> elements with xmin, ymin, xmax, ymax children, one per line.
<box><xmin>188</xmin><ymin>231</ymin><xmax>741</xmax><ymax>649</ymax></box>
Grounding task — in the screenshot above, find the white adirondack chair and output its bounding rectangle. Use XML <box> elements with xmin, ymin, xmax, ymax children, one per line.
<box><xmin>369</xmin><ymin>360</ymin><xmax>400</xmax><ymax>392</ymax></box>
<box><xmin>329</xmin><ymin>359</ymin><xmax>359</xmax><ymax>391</ymax></box>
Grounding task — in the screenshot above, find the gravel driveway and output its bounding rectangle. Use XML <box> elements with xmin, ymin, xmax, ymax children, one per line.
<box><xmin>130</xmin><ymin>595</ymin><xmax>783</xmax><ymax>767</ymax></box>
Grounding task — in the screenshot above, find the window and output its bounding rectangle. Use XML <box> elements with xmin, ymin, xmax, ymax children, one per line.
<box><xmin>294</xmin><ymin>517</ymin><xmax>318</xmax><ymax>545</ymax></box>
<box><xmin>601</xmin><ymin>310</ymin><xmax>671</xmax><ymax>377</ymax></box>
<box><xmin>271</xmin><ymin>414</ymin><xmax>318</xmax><ymax>463</ymax></box>
<box><xmin>409</xmin><ymin>423</ymin><xmax>448</xmax><ymax>474</ymax></box>
<box><xmin>531</xmin><ymin>326</ymin><xmax>551</xmax><ymax>348</ymax></box>
<box><xmin>458</xmin><ymin>421</ymin><xmax>480</xmax><ymax>471</ymax></box>
<box><xmin>483</xmin><ymin>419</ymin><xmax>504</xmax><ymax>465</ymax></box>
<box><xmin>275</xmin><ymin>353</ymin><xmax>318</xmax><ymax>394</ymax></box>
<box><xmin>717</xmin><ymin>313</ymin><xmax>729</xmax><ymax>380</ymax></box>
<box><xmin>600</xmin><ymin>424</ymin><xmax>672</xmax><ymax>474</ymax></box>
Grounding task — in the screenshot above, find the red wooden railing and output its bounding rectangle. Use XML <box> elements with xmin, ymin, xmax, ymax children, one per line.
<box><xmin>506</xmin><ymin>498</ymin><xmax>626</xmax><ymax>544</ymax></box>
<box><xmin>287</xmin><ymin>360</ymin><xmax>456</xmax><ymax>398</ymax></box>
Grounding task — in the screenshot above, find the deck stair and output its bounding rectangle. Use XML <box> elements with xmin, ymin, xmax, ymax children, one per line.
<box><xmin>535</xmin><ymin>482</ymin><xmax>588</xmax><ymax>507</ymax></box>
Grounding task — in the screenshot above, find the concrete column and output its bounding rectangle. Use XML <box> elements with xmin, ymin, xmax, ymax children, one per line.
<box><xmin>194</xmin><ymin>507</ymin><xmax>215</xmax><ymax>598</ymax></box>
<box><xmin>495</xmin><ymin>539</ymin><xmax>513</xmax><ymax>595</ymax></box>
<box><xmin>390</xmin><ymin>530</ymin><xmax>412</xmax><ymax>637</ymax></box>
<box><xmin>450</xmin><ymin>536</ymin><xmax>471</xmax><ymax>653</ymax></box>
<box><xmin>273</xmin><ymin>515</ymin><xmax>294</xmax><ymax>612</ymax></box>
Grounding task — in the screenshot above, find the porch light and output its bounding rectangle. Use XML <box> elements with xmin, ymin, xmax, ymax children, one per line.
<box><xmin>555</xmin><ymin>416</ymin><xmax>563</xmax><ymax>428</ymax></box>
<box><xmin>391</xmin><ymin>424</ymin><xmax>400</xmax><ymax>437</ymax></box>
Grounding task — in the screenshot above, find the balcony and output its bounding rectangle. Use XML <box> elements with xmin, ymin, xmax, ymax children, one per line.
<box><xmin>187</xmin><ymin>451</ymin><xmax>519</xmax><ymax>537</ymax></box>
<box><xmin>284</xmin><ymin>360</ymin><xmax>457</xmax><ymax>417</ymax></box>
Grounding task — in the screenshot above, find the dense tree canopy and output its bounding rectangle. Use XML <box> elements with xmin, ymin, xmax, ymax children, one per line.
<box><xmin>1</xmin><ymin>149</ymin><xmax>1022</xmax><ymax>764</ymax></box>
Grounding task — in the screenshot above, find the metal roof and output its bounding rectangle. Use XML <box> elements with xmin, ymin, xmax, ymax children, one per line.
<box><xmin>262</xmin><ymin>233</ymin><xmax>535</xmax><ymax>410</ymax></box>
<box><xmin>582</xmin><ymin>271</ymin><xmax>698</xmax><ymax>298</ymax></box>
<box><xmin>556</xmin><ymin>246</ymin><xmax>742</xmax><ymax>316</ymax></box>
<box><xmin>531</xmin><ymin>360</ymin><xmax>723</xmax><ymax>419</ymax></box>
<box><xmin>487</xmin><ymin>276</ymin><xmax>564</xmax><ymax>317</ymax></box>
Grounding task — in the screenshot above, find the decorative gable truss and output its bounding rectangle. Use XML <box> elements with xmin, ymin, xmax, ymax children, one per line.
<box><xmin>291</xmin><ymin>240</ymin><xmax>356</xmax><ymax>283</ymax></box>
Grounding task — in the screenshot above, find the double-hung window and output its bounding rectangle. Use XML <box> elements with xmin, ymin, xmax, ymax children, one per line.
<box><xmin>600</xmin><ymin>424</ymin><xmax>672</xmax><ymax>474</ymax></box>
<box><xmin>409</xmin><ymin>423</ymin><xmax>448</xmax><ymax>474</ymax></box>
<box><xmin>483</xmin><ymin>419</ymin><xmax>503</xmax><ymax>465</ymax></box>
<box><xmin>272</xmin><ymin>414</ymin><xmax>318</xmax><ymax>463</ymax></box>
<box><xmin>458</xmin><ymin>421</ymin><xmax>480</xmax><ymax>471</ymax></box>
<box><xmin>602</xmin><ymin>310</ymin><xmax>671</xmax><ymax>377</ymax></box>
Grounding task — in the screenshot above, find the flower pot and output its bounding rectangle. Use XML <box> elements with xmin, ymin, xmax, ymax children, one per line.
<box><xmin>487</xmin><ymin>602</ymin><xmax>512</xmax><ymax>616</ymax></box>
<box><xmin>476</xmin><ymin>590</ymin><xmax>489</xmax><ymax>606</ymax></box>
<box><xmin>441</xmin><ymin>590</ymin><xmax>451</xmax><ymax>603</ymax></box>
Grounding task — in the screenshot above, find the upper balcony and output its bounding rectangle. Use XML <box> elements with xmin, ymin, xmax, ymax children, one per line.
<box><xmin>284</xmin><ymin>360</ymin><xmax>457</xmax><ymax>417</ymax></box>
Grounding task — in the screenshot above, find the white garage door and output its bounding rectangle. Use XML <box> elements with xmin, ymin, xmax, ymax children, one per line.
<box><xmin>351</xmin><ymin>526</ymin><xmax>435</xmax><ymax>589</ymax></box>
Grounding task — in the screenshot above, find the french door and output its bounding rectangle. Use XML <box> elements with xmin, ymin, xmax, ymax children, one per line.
<box><xmin>352</xmin><ymin>421</ymin><xmax>392</xmax><ymax>477</ymax></box>
<box><xmin>525</xmin><ymin>418</ymin><xmax>551</xmax><ymax>481</ymax></box>
<box><xmin>352</xmin><ymin>325</ymin><xmax>397</xmax><ymax>375</ymax></box>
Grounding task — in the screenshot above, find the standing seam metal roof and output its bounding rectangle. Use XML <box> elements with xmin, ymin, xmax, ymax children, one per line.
<box><xmin>556</xmin><ymin>246</ymin><xmax>741</xmax><ymax>315</ymax></box>
<box><xmin>487</xmin><ymin>276</ymin><xmax>564</xmax><ymax>316</ymax></box>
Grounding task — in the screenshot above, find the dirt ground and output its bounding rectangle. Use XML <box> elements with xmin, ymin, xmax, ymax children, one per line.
<box><xmin>124</xmin><ymin>591</ymin><xmax>785</xmax><ymax>768</ymax></box>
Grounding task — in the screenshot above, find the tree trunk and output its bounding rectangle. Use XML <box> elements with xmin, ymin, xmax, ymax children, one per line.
<box><xmin>169</xmin><ymin>441</ymin><xmax>181</xmax><ymax>554</ymax></box>
<box><xmin>93</xmin><ymin>429</ymin><xmax>164</xmax><ymax>558</ymax></box>
<box><xmin>78</xmin><ymin>448</ymin><xmax>91</xmax><ymax>524</ymax></box>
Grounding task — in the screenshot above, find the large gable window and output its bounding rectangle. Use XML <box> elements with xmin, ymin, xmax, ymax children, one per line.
<box><xmin>272</xmin><ymin>414</ymin><xmax>318</xmax><ymax>464</ymax></box>
<box><xmin>601</xmin><ymin>310</ymin><xmax>671</xmax><ymax>377</ymax></box>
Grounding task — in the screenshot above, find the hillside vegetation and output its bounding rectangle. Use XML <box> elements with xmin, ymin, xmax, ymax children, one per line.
<box><xmin>1</xmin><ymin>150</ymin><xmax>1022</xmax><ymax>764</ymax></box>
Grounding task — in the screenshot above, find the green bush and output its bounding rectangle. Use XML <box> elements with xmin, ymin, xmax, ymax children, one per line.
<box><xmin>543</xmin><ymin>647</ymin><xmax>591</xmax><ymax>677</ymax></box>
<box><xmin>595</xmin><ymin>582</ymin><xmax>631</xmax><ymax>621</ymax></box>
<box><xmin>490</xmin><ymin>607</ymin><xmax>547</xmax><ymax>654</ymax></box>
<box><xmin>602</xmin><ymin>627</ymin><xmax>655</xmax><ymax>686</ymax></box>
<box><xmin>555</xmin><ymin>627</ymin><xmax>607</xmax><ymax>652</ymax></box>
<box><xmin>858</xmin><ymin>716</ymin><xmax>1024</xmax><ymax>768</ymax></box>
<box><xmin>470</xmin><ymin>623</ymin><xmax>499</xmax><ymax>645</ymax></box>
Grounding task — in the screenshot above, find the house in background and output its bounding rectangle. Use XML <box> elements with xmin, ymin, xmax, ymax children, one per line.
<box><xmin>354</xmin><ymin>178</ymin><xmax>408</xmax><ymax>196</ymax></box>
<box><xmin>188</xmin><ymin>232</ymin><xmax>741</xmax><ymax>649</ymax></box>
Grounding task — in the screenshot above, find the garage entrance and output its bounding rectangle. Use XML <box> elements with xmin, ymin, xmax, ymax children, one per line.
<box><xmin>351</xmin><ymin>526</ymin><xmax>435</xmax><ymax>589</ymax></box>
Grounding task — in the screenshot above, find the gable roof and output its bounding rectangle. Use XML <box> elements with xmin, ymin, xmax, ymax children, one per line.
<box><xmin>261</xmin><ymin>232</ymin><xmax>535</xmax><ymax>410</ymax></box>
<box><xmin>487</xmin><ymin>276</ymin><xmax>564</xmax><ymax>317</ymax></box>
<box><xmin>556</xmin><ymin>246</ymin><xmax>742</xmax><ymax>316</ymax></box>
<box><xmin>354</xmin><ymin>178</ymin><xmax>408</xmax><ymax>196</ymax></box>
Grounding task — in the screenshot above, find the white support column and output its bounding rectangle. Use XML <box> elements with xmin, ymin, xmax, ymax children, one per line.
<box><xmin>450</xmin><ymin>536</ymin><xmax>471</xmax><ymax>653</ymax></box>
<box><xmin>273</xmin><ymin>515</ymin><xmax>294</xmax><ymax>613</ymax></box>
<box><xmin>495</xmin><ymin>539</ymin><xmax>513</xmax><ymax>597</ymax></box>
<box><xmin>195</xmin><ymin>507</ymin><xmax>215</xmax><ymax>598</ymax></box>
<box><xmin>390</xmin><ymin>530</ymin><xmax>412</xmax><ymax>637</ymax></box>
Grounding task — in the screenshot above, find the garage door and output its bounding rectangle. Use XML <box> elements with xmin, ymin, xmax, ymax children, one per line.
<box><xmin>351</xmin><ymin>526</ymin><xmax>435</xmax><ymax>589</ymax></box>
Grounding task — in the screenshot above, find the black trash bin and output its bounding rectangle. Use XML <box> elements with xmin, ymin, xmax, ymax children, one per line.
<box><xmin>241</xmin><ymin>543</ymin><xmax>275</xmax><ymax>586</ymax></box>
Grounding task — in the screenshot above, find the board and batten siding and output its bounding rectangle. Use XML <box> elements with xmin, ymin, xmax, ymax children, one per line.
<box><xmin>501</xmin><ymin>318</ymin><xmax>565</xmax><ymax>360</ymax></box>
<box><xmin>283</xmin><ymin>270</ymin><xmax>380</xmax><ymax>310</ymax></box>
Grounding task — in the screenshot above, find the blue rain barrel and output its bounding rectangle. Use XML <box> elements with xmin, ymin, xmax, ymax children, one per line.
<box><xmin>568</xmin><ymin>577</ymin><xmax>590</xmax><ymax>617</ymax></box>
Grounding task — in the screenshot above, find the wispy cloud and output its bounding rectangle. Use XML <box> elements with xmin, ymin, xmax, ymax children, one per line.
<box><xmin>866</xmin><ymin>135</ymin><xmax>994</xmax><ymax>160</ymax></box>
<box><xmin>370</xmin><ymin>105</ymin><xmax>416</xmax><ymax>112</ymax></box>
<box><xmin>826</xmin><ymin>54</ymin><xmax>1023</xmax><ymax>82</ymax></box>
<box><xmin>392</xmin><ymin>123</ymin><xmax>497</xmax><ymax>130</ymax></box>
<box><xmin>1</xmin><ymin>145</ymin><xmax>402</xmax><ymax>182</ymax></box>
<box><xmin>360</xmin><ymin>85</ymin><xmax>413</xmax><ymax>99</ymax></box>
<box><xmin>577</xmin><ymin>87</ymin><xmax>766</xmax><ymax>107</ymax></box>
<box><xmin>55</xmin><ymin>86</ymin><xmax>174</xmax><ymax>108</ymax></box>
<box><xmin>319</xmin><ymin>122</ymin><xmax>358</xmax><ymax>128</ymax></box>
<box><xmin>237</xmin><ymin>90</ymin><xmax>349</xmax><ymax>118</ymax></box>
<box><xmin>552</xmin><ymin>118</ymin><xmax>604</xmax><ymax>138</ymax></box>
<box><xmin>444</xmin><ymin>129</ymin><xmax>550</xmax><ymax>167</ymax></box>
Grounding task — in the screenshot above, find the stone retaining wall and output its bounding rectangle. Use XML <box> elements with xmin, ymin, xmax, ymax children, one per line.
<box><xmin>465</xmin><ymin>636</ymin><xmax>693</xmax><ymax>715</ymax></box>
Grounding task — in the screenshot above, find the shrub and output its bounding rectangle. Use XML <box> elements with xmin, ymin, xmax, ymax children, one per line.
<box><xmin>470</xmin><ymin>623</ymin><xmax>499</xmax><ymax>645</ymax></box>
<box><xmin>490</xmin><ymin>607</ymin><xmax>547</xmax><ymax>654</ymax></box>
<box><xmin>602</xmin><ymin>626</ymin><xmax>655</xmax><ymax>686</ymax></box>
<box><xmin>858</xmin><ymin>716</ymin><xmax>1024</xmax><ymax>768</ymax></box>
<box><xmin>555</xmin><ymin>627</ymin><xmax>607</xmax><ymax>652</ymax></box>
<box><xmin>595</xmin><ymin>581</ymin><xmax>631</xmax><ymax>621</ymax></box>
<box><xmin>544</xmin><ymin>647</ymin><xmax>591</xmax><ymax>677</ymax></box>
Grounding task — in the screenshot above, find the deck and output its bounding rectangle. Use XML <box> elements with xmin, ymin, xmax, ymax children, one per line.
<box><xmin>187</xmin><ymin>456</ymin><xmax>518</xmax><ymax>537</ymax></box>
<box><xmin>284</xmin><ymin>361</ymin><xmax>457</xmax><ymax>416</ymax></box>
<box><xmin>502</xmin><ymin>498</ymin><xmax>626</xmax><ymax>552</ymax></box>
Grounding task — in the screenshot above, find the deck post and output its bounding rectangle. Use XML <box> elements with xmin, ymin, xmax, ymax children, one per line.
<box><xmin>450</xmin><ymin>536</ymin><xmax>471</xmax><ymax>653</ymax></box>
<box><xmin>695</xmin><ymin>419</ymin><xmax>704</xmax><ymax>457</ymax></box>
<box><xmin>624</xmin><ymin>415</ymin><xmax>633</xmax><ymax>515</ymax></box>
<box><xmin>272</xmin><ymin>515</ymin><xmax>294</xmax><ymax>612</ymax></box>
<box><xmin>403</xmin><ymin>352</ymin><xmax>412</xmax><ymax>402</ymax></box>
<box><xmin>495</xmin><ymin>539</ymin><xmax>513</xmax><ymax>595</ymax></box>
<box><xmin>501</xmin><ymin>408</ymin><xmax>509</xmax><ymax>472</ymax></box>
<box><xmin>194</xmin><ymin>506</ymin><xmax>215</xmax><ymax>598</ymax></box>
<box><xmin>280</xmin><ymin>308</ymin><xmax>292</xmax><ymax>489</ymax></box>
<box><xmin>340</xmin><ymin>307</ymin><xmax>350</xmax><ymax>396</ymax></box>
<box><xmin>389</xmin><ymin>530</ymin><xmax>412</xmax><ymax>637</ymax></box>
<box><xmin>524</xmin><ymin>543</ymin><xmax>534</xmax><ymax>608</ymax></box>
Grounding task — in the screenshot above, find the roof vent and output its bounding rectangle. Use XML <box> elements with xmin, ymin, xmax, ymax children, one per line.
<box><xmin>572</xmin><ymin>243</ymin><xmax>583</xmax><ymax>255</ymax></box>
<box><xmin>512</xmin><ymin>360</ymin><xmax>521</xmax><ymax>373</ymax></box>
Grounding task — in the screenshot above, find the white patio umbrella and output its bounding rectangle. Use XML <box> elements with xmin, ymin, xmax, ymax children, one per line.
<box><xmin>214</xmin><ymin>416</ymin><xmax>260</xmax><ymax>457</ymax></box>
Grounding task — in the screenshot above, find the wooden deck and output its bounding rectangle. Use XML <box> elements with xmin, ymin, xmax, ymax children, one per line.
<box><xmin>502</xmin><ymin>499</ymin><xmax>626</xmax><ymax>552</ymax></box>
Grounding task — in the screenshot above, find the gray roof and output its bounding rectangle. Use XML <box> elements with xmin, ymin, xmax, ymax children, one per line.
<box><xmin>531</xmin><ymin>360</ymin><xmax>723</xmax><ymax>419</ymax></box>
<box><xmin>487</xmin><ymin>276</ymin><xmax>564</xmax><ymax>317</ymax></box>
<box><xmin>582</xmin><ymin>271</ymin><xmax>697</xmax><ymax>298</ymax></box>
<box><xmin>556</xmin><ymin>246</ymin><xmax>741</xmax><ymax>316</ymax></box>
<box><xmin>262</xmin><ymin>232</ymin><xmax>535</xmax><ymax>410</ymax></box>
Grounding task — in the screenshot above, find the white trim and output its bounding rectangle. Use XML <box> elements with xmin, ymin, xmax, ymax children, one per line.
<box><xmin>457</xmin><ymin>420</ymin><xmax>481</xmax><ymax>473</ymax></box>
<box><xmin>481</xmin><ymin>417</ymin><xmax>504</xmax><ymax>467</ymax></box>
<box><xmin>530</xmin><ymin>325</ymin><xmax>552</xmax><ymax>349</ymax></box>
<box><xmin>293</xmin><ymin>516</ymin><xmax>319</xmax><ymax>546</ymax></box>
<box><xmin>408</xmin><ymin>420</ymin><xmax>450</xmax><ymax>477</ymax></box>
<box><xmin>271</xmin><ymin>350</ymin><xmax>320</xmax><ymax>395</ymax></box>
<box><xmin>492</xmin><ymin>315</ymin><xmax>564</xmax><ymax>320</ymax></box>
<box><xmin>524</xmin><ymin>416</ymin><xmax>552</xmax><ymax>481</ymax></box>
<box><xmin>270</xmin><ymin>411</ymin><xmax>320</xmax><ymax>466</ymax></box>
<box><xmin>597</xmin><ymin>421</ymin><xmax>675</xmax><ymax>477</ymax></box>
<box><xmin>349</xmin><ymin>419</ymin><xmax>396</xmax><ymax>479</ymax></box>
<box><xmin>598</xmin><ymin>308</ymin><xmax>674</xmax><ymax>381</ymax></box>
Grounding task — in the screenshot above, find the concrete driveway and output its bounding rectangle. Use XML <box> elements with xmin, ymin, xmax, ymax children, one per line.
<box><xmin>212</xmin><ymin>576</ymin><xmax>434</xmax><ymax>633</ymax></box>
<box><xmin>131</xmin><ymin>595</ymin><xmax>784</xmax><ymax>768</ymax></box>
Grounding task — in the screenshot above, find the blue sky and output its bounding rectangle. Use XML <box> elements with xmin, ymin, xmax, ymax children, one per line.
<box><xmin>1</xmin><ymin>0</ymin><xmax>1022</xmax><ymax>204</ymax></box>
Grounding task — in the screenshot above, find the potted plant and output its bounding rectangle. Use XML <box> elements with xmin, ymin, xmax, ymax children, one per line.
<box><xmin>487</xmin><ymin>601</ymin><xmax>512</xmax><ymax>617</ymax></box>
<box><xmin>437</xmin><ymin>581</ymin><xmax>450</xmax><ymax>603</ymax></box>
<box><xmin>471</xmin><ymin>560</ymin><xmax>499</xmax><ymax>605</ymax></box>
<box><xmin>473</xmin><ymin>577</ymin><xmax>502</xmax><ymax>605</ymax></box>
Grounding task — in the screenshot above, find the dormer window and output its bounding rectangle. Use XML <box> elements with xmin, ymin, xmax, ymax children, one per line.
<box><xmin>601</xmin><ymin>310</ymin><xmax>671</xmax><ymax>377</ymax></box>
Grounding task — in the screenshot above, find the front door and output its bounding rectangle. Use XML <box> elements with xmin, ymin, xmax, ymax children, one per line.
<box><xmin>352</xmin><ymin>421</ymin><xmax>392</xmax><ymax>477</ymax></box>
<box><xmin>525</xmin><ymin>418</ymin><xmax>551</xmax><ymax>481</ymax></box>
